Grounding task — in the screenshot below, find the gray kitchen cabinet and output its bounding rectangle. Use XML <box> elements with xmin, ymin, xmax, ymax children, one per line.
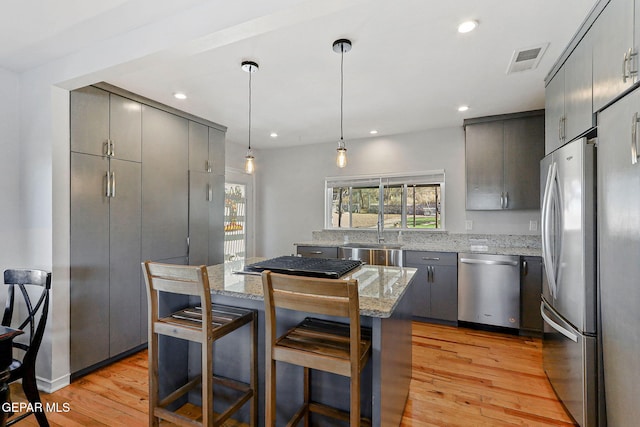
<box><xmin>188</xmin><ymin>121</ymin><xmax>226</xmax><ymax>266</ymax></box>
<box><xmin>546</xmin><ymin>34</ymin><xmax>594</xmax><ymax>155</ymax></box>
<box><xmin>141</xmin><ymin>106</ymin><xmax>189</xmax><ymax>262</ymax></box>
<box><xmin>404</xmin><ymin>251</ymin><xmax>457</xmax><ymax>323</ymax></box>
<box><xmin>70</xmin><ymin>155</ymin><xmax>142</xmax><ymax>372</ymax></box>
<box><xmin>592</xmin><ymin>0</ymin><xmax>635</xmax><ymax>112</ymax></box>
<box><xmin>71</xmin><ymin>86</ymin><xmax>142</xmax><ymax>162</ymax></box>
<box><xmin>296</xmin><ymin>246</ymin><xmax>339</xmax><ymax>258</ymax></box>
<box><xmin>70</xmin><ymin>153</ymin><xmax>110</xmax><ymax>373</ymax></box>
<box><xmin>465</xmin><ymin>111</ymin><xmax>544</xmax><ymax>210</ymax></box>
<box><xmin>520</xmin><ymin>256</ymin><xmax>542</xmax><ymax>333</ymax></box>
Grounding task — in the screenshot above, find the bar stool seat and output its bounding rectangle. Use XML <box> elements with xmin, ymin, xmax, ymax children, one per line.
<box><xmin>143</xmin><ymin>261</ymin><xmax>257</xmax><ymax>427</ymax></box>
<box><xmin>262</xmin><ymin>270</ymin><xmax>372</xmax><ymax>426</ymax></box>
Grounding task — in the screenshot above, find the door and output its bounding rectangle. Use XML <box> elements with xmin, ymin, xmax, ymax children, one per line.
<box><xmin>70</xmin><ymin>86</ymin><xmax>109</xmax><ymax>156</ymax></box>
<box><xmin>503</xmin><ymin>115</ymin><xmax>544</xmax><ymax>209</ymax></box>
<box><xmin>541</xmin><ymin>300</ymin><xmax>597</xmax><ymax>427</ymax></box>
<box><xmin>189</xmin><ymin>170</ymin><xmax>212</xmax><ymax>266</ymax></box>
<box><xmin>70</xmin><ymin>153</ymin><xmax>110</xmax><ymax>372</ymax></box>
<box><xmin>109</xmin><ymin>94</ymin><xmax>142</xmax><ymax>162</ymax></box>
<box><xmin>541</xmin><ymin>139</ymin><xmax>596</xmax><ymax>334</ymax></box>
<box><xmin>545</xmin><ymin>67</ymin><xmax>565</xmax><ymax>154</ymax></box>
<box><xmin>109</xmin><ymin>159</ymin><xmax>142</xmax><ymax>356</ymax></box>
<box><xmin>224</xmin><ymin>169</ymin><xmax>254</xmax><ymax>262</ymax></box>
<box><xmin>465</xmin><ymin>121</ymin><xmax>504</xmax><ymax>209</ymax></box>
<box><xmin>564</xmin><ymin>32</ymin><xmax>594</xmax><ymax>142</ymax></box>
<box><xmin>598</xmin><ymin>86</ymin><xmax>640</xmax><ymax>427</ymax></box>
<box><xmin>141</xmin><ymin>106</ymin><xmax>189</xmax><ymax>261</ymax></box>
<box><xmin>429</xmin><ymin>265</ymin><xmax>457</xmax><ymax>322</ymax></box>
<box><xmin>592</xmin><ymin>0</ymin><xmax>635</xmax><ymax>111</ymax></box>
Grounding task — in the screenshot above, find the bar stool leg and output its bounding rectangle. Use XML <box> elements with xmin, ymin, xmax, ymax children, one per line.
<box><xmin>265</xmin><ymin>357</ymin><xmax>276</xmax><ymax>426</ymax></box>
<box><xmin>303</xmin><ymin>367</ymin><xmax>310</xmax><ymax>427</ymax></box>
<box><xmin>350</xmin><ymin>375</ymin><xmax>360</xmax><ymax>426</ymax></box>
<box><xmin>251</xmin><ymin>312</ymin><xmax>258</xmax><ymax>427</ymax></box>
<box><xmin>149</xmin><ymin>333</ymin><xmax>159</xmax><ymax>427</ymax></box>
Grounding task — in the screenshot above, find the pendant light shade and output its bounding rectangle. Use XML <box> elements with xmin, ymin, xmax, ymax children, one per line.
<box><xmin>242</xmin><ymin>60</ymin><xmax>259</xmax><ymax>174</ymax></box>
<box><xmin>333</xmin><ymin>39</ymin><xmax>351</xmax><ymax>168</ymax></box>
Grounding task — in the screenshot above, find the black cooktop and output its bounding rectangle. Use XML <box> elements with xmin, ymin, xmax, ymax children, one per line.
<box><xmin>244</xmin><ymin>256</ymin><xmax>362</xmax><ymax>279</ymax></box>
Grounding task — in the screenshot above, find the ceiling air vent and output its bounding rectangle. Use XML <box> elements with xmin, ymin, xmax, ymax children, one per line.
<box><xmin>506</xmin><ymin>43</ymin><xmax>549</xmax><ymax>74</ymax></box>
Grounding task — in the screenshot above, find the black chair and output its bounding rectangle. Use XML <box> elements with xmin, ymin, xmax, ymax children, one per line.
<box><xmin>2</xmin><ymin>269</ymin><xmax>51</xmax><ymax>426</ymax></box>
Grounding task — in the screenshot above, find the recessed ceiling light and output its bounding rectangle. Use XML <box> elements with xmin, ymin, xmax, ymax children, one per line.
<box><xmin>458</xmin><ymin>20</ymin><xmax>478</xmax><ymax>34</ymax></box>
<box><xmin>270</xmin><ymin>132</ymin><xmax>278</xmax><ymax>138</ymax></box>
<box><xmin>173</xmin><ymin>92</ymin><xmax>187</xmax><ymax>100</ymax></box>
<box><xmin>458</xmin><ymin>105</ymin><xmax>470</xmax><ymax>112</ymax></box>
<box><xmin>369</xmin><ymin>130</ymin><xmax>378</xmax><ymax>135</ymax></box>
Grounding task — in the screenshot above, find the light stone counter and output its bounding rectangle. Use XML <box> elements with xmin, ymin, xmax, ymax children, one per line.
<box><xmin>295</xmin><ymin>230</ymin><xmax>542</xmax><ymax>257</ymax></box>
<box><xmin>206</xmin><ymin>257</ymin><xmax>417</xmax><ymax>318</ymax></box>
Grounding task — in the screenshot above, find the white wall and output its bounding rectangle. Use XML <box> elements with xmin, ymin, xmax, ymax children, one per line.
<box><xmin>0</xmin><ymin>67</ymin><xmax>23</xmax><ymax>273</ymax></box>
<box><xmin>252</xmin><ymin>127</ymin><xmax>540</xmax><ymax>257</ymax></box>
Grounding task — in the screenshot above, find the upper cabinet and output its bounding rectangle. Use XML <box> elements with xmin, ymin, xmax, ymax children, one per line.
<box><xmin>465</xmin><ymin>111</ymin><xmax>544</xmax><ymax>210</ymax></box>
<box><xmin>545</xmin><ymin>32</ymin><xmax>594</xmax><ymax>154</ymax></box>
<box><xmin>592</xmin><ymin>0</ymin><xmax>636</xmax><ymax>112</ymax></box>
<box><xmin>71</xmin><ymin>86</ymin><xmax>142</xmax><ymax>162</ymax></box>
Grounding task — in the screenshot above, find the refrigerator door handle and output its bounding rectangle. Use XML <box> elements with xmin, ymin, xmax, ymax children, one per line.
<box><xmin>541</xmin><ymin>162</ymin><xmax>558</xmax><ymax>298</ymax></box>
<box><xmin>632</xmin><ymin>112</ymin><xmax>639</xmax><ymax>165</ymax></box>
<box><xmin>540</xmin><ymin>301</ymin><xmax>578</xmax><ymax>342</ymax></box>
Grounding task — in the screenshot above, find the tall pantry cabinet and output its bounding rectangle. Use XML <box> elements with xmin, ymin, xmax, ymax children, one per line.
<box><xmin>70</xmin><ymin>84</ymin><xmax>226</xmax><ymax>375</ymax></box>
<box><xmin>70</xmin><ymin>86</ymin><xmax>143</xmax><ymax>373</ymax></box>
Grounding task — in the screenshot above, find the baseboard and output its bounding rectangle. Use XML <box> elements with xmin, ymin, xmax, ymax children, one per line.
<box><xmin>36</xmin><ymin>373</ymin><xmax>70</xmax><ymax>393</ymax></box>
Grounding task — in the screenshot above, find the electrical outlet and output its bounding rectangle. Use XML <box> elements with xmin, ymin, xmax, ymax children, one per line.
<box><xmin>529</xmin><ymin>220</ymin><xmax>538</xmax><ymax>231</ymax></box>
<box><xmin>465</xmin><ymin>220</ymin><xmax>473</xmax><ymax>230</ymax></box>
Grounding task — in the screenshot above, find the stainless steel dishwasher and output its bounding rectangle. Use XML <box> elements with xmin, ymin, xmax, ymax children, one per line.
<box><xmin>457</xmin><ymin>253</ymin><xmax>520</xmax><ymax>328</ymax></box>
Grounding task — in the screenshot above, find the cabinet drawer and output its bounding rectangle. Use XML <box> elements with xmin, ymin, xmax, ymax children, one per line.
<box><xmin>296</xmin><ymin>246</ymin><xmax>338</xmax><ymax>258</ymax></box>
<box><xmin>404</xmin><ymin>251</ymin><xmax>457</xmax><ymax>266</ymax></box>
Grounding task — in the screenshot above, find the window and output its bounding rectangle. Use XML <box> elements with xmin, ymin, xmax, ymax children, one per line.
<box><xmin>326</xmin><ymin>171</ymin><xmax>445</xmax><ymax>230</ymax></box>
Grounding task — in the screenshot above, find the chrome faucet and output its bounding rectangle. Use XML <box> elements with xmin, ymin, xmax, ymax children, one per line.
<box><xmin>377</xmin><ymin>213</ymin><xmax>384</xmax><ymax>243</ymax></box>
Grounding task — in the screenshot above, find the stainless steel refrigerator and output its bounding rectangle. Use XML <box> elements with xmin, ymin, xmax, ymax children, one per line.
<box><xmin>540</xmin><ymin>137</ymin><xmax>599</xmax><ymax>427</ymax></box>
<box><xmin>597</xmin><ymin>86</ymin><xmax>640</xmax><ymax>427</ymax></box>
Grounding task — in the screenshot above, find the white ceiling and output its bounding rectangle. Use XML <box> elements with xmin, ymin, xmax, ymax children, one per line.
<box><xmin>1</xmin><ymin>0</ymin><xmax>596</xmax><ymax>149</ymax></box>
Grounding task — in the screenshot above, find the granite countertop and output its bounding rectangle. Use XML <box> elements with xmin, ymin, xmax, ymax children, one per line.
<box><xmin>206</xmin><ymin>257</ymin><xmax>417</xmax><ymax>318</ymax></box>
<box><xmin>295</xmin><ymin>232</ymin><xmax>542</xmax><ymax>257</ymax></box>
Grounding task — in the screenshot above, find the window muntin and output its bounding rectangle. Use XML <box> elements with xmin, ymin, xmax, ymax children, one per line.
<box><xmin>325</xmin><ymin>171</ymin><xmax>445</xmax><ymax>230</ymax></box>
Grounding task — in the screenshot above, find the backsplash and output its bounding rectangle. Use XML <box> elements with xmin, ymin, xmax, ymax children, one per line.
<box><xmin>311</xmin><ymin>229</ymin><xmax>541</xmax><ymax>250</ymax></box>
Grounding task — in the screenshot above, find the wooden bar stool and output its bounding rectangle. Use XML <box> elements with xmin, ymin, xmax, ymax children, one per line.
<box><xmin>261</xmin><ymin>271</ymin><xmax>372</xmax><ymax>426</ymax></box>
<box><xmin>142</xmin><ymin>261</ymin><xmax>258</xmax><ymax>427</ymax></box>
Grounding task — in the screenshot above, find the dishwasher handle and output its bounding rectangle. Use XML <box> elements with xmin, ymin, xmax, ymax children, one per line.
<box><xmin>459</xmin><ymin>258</ymin><xmax>519</xmax><ymax>267</ymax></box>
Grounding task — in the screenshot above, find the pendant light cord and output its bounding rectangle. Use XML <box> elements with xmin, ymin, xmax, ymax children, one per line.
<box><xmin>340</xmin><ymin>46</ymin><xmax>344</xmax><ymax>142</ymax></box>
<box><xmin>248</xmin><ymin>68</ymin><xmax>252</xmax><ymax>151</ymax></box>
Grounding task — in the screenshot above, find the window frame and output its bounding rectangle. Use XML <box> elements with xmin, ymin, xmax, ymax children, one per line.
<box><xmin>324</xmin><ymin>170</ymin><xmax>446</xmax><ymax>231</ymax></box>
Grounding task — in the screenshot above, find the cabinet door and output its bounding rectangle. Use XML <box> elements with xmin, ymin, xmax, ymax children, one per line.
<box><xmin>70</xmin><ymin>153</ymin><xmax>110</xmax><ymax>373</ymax></box>
<box><xmin>70</xmin><ymin>86</ymin><xmax>109</xmax><ymax>156</ymax></box>
<box><xmin>189</xmin><ymin>121</ymin><xmax>209</xmax><ymax>173</ymax></box>
<box><xmin>465</xmin><ymin>121</ymin><xmax>504</xmax><ymax>210</ymax></box>
<box><xmin>592</xmin><ymin>0</ymin><xmax>635</xmax><ymax>112</ymax></box>
<box><xmin>545</xmin><ymin>68</ymin><xmax>565</xmax><ymax>154</ymax></box>
<box><xmin>429</xmin><ymin>265</ymin><xmax>458</xmax><ymax>322</ymax></box>
<box><xmin>520</xmin><ymin>256</ymin><xmax>542</xmax><ymax>332</ymax></box>
<box><xmin>208</xmin><ymin>127</ymin><xmax>226</xmax><ymax>175</ymax></box>
<box><xmin>109</xmin><ymin>94</ymin><xmax>142</xmax><ymax>162</ymax></box>
<box><xmin>109</xmin><ymin>159</ymin><xmax>142</xmax><ymax>356</ymax></box>
<box><xmin>564</xmin><ymin>33</ymin><xmax>594</xmax><ymax>142</ymax></box>
<box><xmin>410</xmin><ymin>266</ymin><xmax>430</xmax><ymax>318</ymax></box>
<box><xmin>188</xmin><ymin>171</ymin><xmax>211</xmax><ymax>266</ymax></box>
<box><xmin>141</xmin><ymin>106</ymin><xmax>189</xmax><ymax>261</ymax></box>
<box><xmin>503</xmin><ymin>115</ymin><xmax>544</xmax><ymax>209</ymax></box>
<box><xmin>209</xmin><ymin>174</ymin><xmax>225</xmax><ymax>265</ymax></box>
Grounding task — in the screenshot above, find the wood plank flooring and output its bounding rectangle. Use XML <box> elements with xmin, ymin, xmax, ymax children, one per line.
<box><xmin>8</xmin><ymin>322</ymin><xmax>575</xmax><ymax>426</ymax></box>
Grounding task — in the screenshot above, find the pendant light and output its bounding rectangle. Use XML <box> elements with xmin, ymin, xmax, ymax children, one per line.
<box><xmin>241</xmin><ymin>60</ymin><xmax>258</xmax><ymax>174</ymax></box>
<box><xmin>333</xmin><ymin>39</ymin><xmax>351</xmax><ymax>168</ymax></box>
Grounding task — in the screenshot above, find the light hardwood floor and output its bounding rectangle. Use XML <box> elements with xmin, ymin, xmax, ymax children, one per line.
<box><xmin>9</xmin><ymin>322</ymin><xmax>575</xmax><ymax>426</ymax></box>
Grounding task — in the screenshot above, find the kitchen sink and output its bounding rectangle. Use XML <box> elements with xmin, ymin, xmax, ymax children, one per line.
<box><xmin>339</xmin><ymin>244</ymin><xmax>403</xmax><ymax>266</ymax></box>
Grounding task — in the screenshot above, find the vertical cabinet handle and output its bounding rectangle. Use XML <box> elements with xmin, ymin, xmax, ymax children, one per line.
<box><xmin>105</xmin><ymin>171</ymin><xmax>111</xmax><ymax>197</ymax></box>
<box><xmin>623</xmin><ymin>48</ymin><xmax>638</xmax><ymax>83</ymax></box>
<box><xmin>205</xmin><ymin>160</ymin><xmax>212</xmax><ymax>173</ymax></box>
<box><xmin>110</xmin><ymin>140</ymin><xmax>115</xmax><ymax>157</ymax></box>
<box><xmin>104</xmin><ymin>139</ymin><xmax>115</xmax><ymax>157</ymax></box>
<box><xmin>207</xmin><ymin>184</ymin><xmax>212</xmax><ymax>201</ymax></box>
<box><xmin>633</xmin><ymin>112</ymin><xmax>637</xmax><ymax>164</ymax></box>
<box><xmin>523</xmin><ymin>260</ymin><xmax>528</xmax><ymax>276</ymax></box>
<box><xmin>504</xmin><ymin>192</ymin><xmax>508</xmax><ymax>209</ymax></box>
<box><xmin>110</xmin><ymin>172</ymin><xmax>116</xmax><ymax>198</ymax></box>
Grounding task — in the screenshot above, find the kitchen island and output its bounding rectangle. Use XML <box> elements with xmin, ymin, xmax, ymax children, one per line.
<box><xmin>156</xmin><ymin>258</ymin><xmax>416</xmax><ymax>427</ymax></box>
